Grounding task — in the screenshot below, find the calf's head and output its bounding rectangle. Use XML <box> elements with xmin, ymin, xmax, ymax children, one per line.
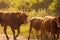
<box><xmin>19</xmin><ymin>13</ymin><xmax>28</xmax><ymax>24</ymax></box>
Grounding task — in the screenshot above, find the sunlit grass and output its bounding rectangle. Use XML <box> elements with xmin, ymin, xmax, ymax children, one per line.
<box><xmin>20</xmin><ymin>24</ymin><xmax>29</xmax><ymax>37</ymax></box>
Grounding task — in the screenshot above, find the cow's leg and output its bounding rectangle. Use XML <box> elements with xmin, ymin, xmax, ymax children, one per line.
<box><xmin>41</xmin><ymin>28</ymin><xmax>45</xmax><ymax>40</ymax></box>
<box><xmin>57</xmin><ymin>31</ymin><xmax>59</xmax><ymax>40</ymax></box>
<box><xmin>11</xmin><ymin>28</ymin><xmax>16</xmax><ymax>40</ymax></box>
<box><xmin>16</xmin><ymin>28</ymin><xmax>20</xmax><ymax>37</ymax></box>
<box><xmin>51</xmin><ymin>32</ymin><xmax>56</xmax><ymax>40</ymax></box>
<box><xmin>36</xmin><ymin>30</ymin><xmax>39</xmax><ymax>40</ymax></box>
<box><xmin>4</xmin><ymin>25</ymin><xmax>9</xmax><ymax>40</ymax></box>
<box><xmin>50</xmin><ymin>33</ymin><xmax>54</xmax><ymax>40</ymax></box>
<box><xmin>28</xmin><ymin>27</ymin><xmax>32</xmax><ymax>40</ymax></box>
<box><xmin>53</xmin><ymin>34</ymin><xmax>56</xmax><ymax>40</ymax></box>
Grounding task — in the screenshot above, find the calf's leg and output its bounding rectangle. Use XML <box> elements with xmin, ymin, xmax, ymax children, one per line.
<box><xmin>28</xmin><ymin>27</ymin><xmax>32</xmax><ymax>40</ymax></box>
<box><xmin>11</xmin><ymin>28</ymin><xmax>16</xmax><ymax>40</ymax></box>
<box><xmin>4</xmin><ymin>25</ymin><xmax>9</xmax><ymax>40</ymax></box>
<box><xmin>16</xmin><ymin>28</ymin><xmax>20</xmax><ymax>37</ymax></box>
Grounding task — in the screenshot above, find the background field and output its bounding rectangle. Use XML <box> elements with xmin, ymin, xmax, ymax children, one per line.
<box><xmin>0</xmin><ymin>0</ymin><xmax>60</xmax><ymax>40</ymax></box>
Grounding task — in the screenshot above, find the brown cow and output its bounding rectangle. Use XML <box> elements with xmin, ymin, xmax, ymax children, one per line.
<box><xmin>28</xmin><ymin>17</ymin><xmax>45</xmax><ymax>40</ymax></box>
<box><xmin>44</xmin><ymin>16</ymin><xmax>60</xmax><ymax>40</ymax></box>
<box><xmin>0</xmin><ymin>12</ymin><xmax>28</xmax><ymax>40</ymax></box>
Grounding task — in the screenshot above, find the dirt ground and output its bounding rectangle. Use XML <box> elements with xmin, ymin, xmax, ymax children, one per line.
<box><xmin>0</xmin><ymin>34</ymin><xmax>38</xmax><ymax>40</ymax></box>
<box><xmin>0</xmin><ymin>30</ymin><xmax>37</xmax><ymax>40</ymax></box>
<box><xmin>0</xmin><ymin>30</ymin><xmax>60</xmax><ymax>40</ymax></box>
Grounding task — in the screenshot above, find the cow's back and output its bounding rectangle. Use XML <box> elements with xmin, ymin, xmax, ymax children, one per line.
<box><xmin>30</xmin><ymin>17</ymin><xmax>44</xmax><ymax>30</ymax></box>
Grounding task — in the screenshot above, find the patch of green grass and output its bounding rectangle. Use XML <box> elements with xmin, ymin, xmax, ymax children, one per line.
<box><xmin>7</xmin><ymin>27</ymin><xmax>13</xmax><ymax>35</ymax></box>
<box><xmin>20</xmin><ymin>24</ymin><xmax>29</xmax><ymax>37</ymax></box>
<box><xmin>0</xmin><ymin>26</ymin><xmax>4</xmax><ymax>30</ymax></box>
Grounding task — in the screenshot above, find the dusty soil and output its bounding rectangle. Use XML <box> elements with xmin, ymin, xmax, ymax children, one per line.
<box><xmin>0</xmin><ymin>31</ymin><xmax>37</xmax><ymax>40</ymax></box>
<box><xmin>0</xmin><ymin>34</ymin><xmax>37</xmax><ymax>40</ymax></box>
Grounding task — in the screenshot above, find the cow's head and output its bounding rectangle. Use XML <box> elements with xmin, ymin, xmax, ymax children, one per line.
<box><xmin>20</xmin><ymin>13</ymin><xmax>28</xmax><ymax>24</ymax></box>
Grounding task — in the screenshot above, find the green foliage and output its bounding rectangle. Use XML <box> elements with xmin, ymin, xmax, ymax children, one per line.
<box><xmin>0</xmin><ymin>0</ymin><xmax>59</xmax><ymax>16</ymax></box>
<box><xmin>0</xmin><ymin>0</ymin><xmax>10</xmax><ymax>9</ymax></box>
<box><xmin>54</xmin><ymin>0</ymin><xmax>60</xmax><ymax>15</ymax></box>
<box><xmin>49</xmin><ymin>0</ymin><xmax>57</xmax><ymax>11</ymax></box>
